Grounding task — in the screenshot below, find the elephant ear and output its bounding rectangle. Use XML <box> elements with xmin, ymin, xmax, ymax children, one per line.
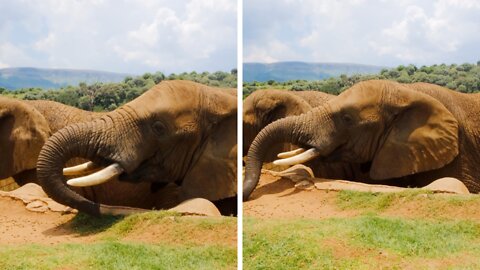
<box><xmin>369</xmin><ymin>88</ymin><xmax>459</xmax><ymax>180</ymax></box>
<box><xmin>255</xmin><ymin>90</ymin><xmax>312</xmax><ymax>124</ymax></box>
<box><xmin>0</xmin><ymin>97</ymin><xmax>51</xmax><ymax>179</ymax></box>
<box><xmin>181</xmin><ymin>89</ymin><xmax>237</xmax><ymax>201</ymax></box>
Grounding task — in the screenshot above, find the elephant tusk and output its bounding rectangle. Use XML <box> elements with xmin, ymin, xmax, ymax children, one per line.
<box><xmin>277</xmin><ymin>148</ymin><xmax>305</xmax><ymax>159</ymax></box>
<box><xmin>67</xmin><ymin>163</ymin><xmax>124</xmax><ymax>187</ymax></box>
<box><xmin>273</xmin><ymin>148</ymin><xmax>320</xmax><ymax>166</ymax></box>
<box><xmin>63</xmin><ymin>161</ymin><xmax>99</xmax><ymax>176</ymax></box>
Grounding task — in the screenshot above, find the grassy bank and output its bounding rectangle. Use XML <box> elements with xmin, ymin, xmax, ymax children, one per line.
<box><xmin>0</xmin><ymin>211</ymin><xmax>237</xmax><ymax>270</ymax></box>
<box><xmin>244</xmin><ymin>190</ymin><xmax>480</xmax><ymax>269</ymax></box>
<box><xmin>244</xmin><ymin>215</ymin><xmax>480</xmax><ymax>269</ymax></box>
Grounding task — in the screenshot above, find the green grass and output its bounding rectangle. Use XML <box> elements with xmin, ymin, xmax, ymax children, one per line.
<box><xmin>244</xmin><ymin>215</ymin><xmax>480</xmax><ymax>269</ymax></box>
<box><xmin>336</xmin><ymin>189</ymin><xmax>434</xmax><ymax>211</ymax></box>
<box><xmin>0</xmin><ymin>211</ymin><xmax>236</xmax><ymax>269</ymax></box>
<box><xmin>335</xmin><ymin>189</ymin><xmax>480</xmax><ymax>218</ymax></box>
<box><xmin>0</xmin><ymin>241</ymin><xmax>236</xmax><ymax>270</ymax></box>
<box><xmin>67</xmin><ymin>210</ymin><xmax>183</xmax><ymax>236</ymax></box>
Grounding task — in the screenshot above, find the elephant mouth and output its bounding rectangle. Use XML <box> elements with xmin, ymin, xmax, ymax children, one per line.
<box><xmin>272</xmin><ymin>143</ymin><xmax>346</xmax><ymax>166</ymax></box>
<box><xmin>62</xmin><ymin>159</ymin><xmax>126</xmax><ymax>187</ymax></box>
<box><xmin>63</xmin><ymin>156</ymin><xmax>173</xmax><ymax>188</ymax></box>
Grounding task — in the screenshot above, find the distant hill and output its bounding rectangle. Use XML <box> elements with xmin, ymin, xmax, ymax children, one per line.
<box><xmin>0</xmin><ymin>67</ymin><xmax>131</xmax><ymax>90</ymax></box>
<box><xmin>244</xmin><ymin>62</ymin><xmax>387</xmax><ymax>82</ymax></box>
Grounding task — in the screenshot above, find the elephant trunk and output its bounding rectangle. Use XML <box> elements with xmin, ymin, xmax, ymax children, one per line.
<box><xmin>243</xmin><ymin>113</ymin><xmax>314</xmax><ymax>201</ymax></box>
<box><xmin>36</xmin><ymin>113</ymin><xmax>143</xmax><ymax>216</ymax></box>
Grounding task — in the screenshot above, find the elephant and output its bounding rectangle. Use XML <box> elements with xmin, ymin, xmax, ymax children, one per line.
<box><xmin>0</xmin><ymin>97</ymin><xmax>102</xmax><ymax>185</ymax></box>
<box><xmin>243</xmin><ymin>89</ymin><xmax>334</xmax><ymax>161</ymax></box>
<box><xmin>36</xmin><ymin>80</ymin><xmax>237</xmax><ymax>216</ymax></box>
<box><xmin>242</xmin><ymin>89</ymin><xmax>358</xmax><ymax>183</ymax></box>
<box><xmin>244</xmin><ymin>79</ymin><xmax>480</xmax><ymax>200</ymax></box>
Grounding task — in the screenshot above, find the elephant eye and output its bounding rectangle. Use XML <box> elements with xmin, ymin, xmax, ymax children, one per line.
<box><xmin>152</xmin><ymin>121</ymin><xmax>166</xmax><ymax>136</ymax></box>
<box><xmin>342</xmin><ymin>114</ymin><xmax>353</xmax><ymax>124</ymax></box>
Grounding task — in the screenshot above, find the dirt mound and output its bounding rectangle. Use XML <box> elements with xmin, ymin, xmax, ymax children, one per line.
<box><xmin>123</xmin><ymin>215</ymin><xmax>237</xmax><ymax>247</ymax></box>
<box><xmin>0</xmin><ymin>197</ymin><xmax>85</xmax><ymax>245</ymax></box>
<box><xmin>0</xmin><ymin>184</ymin><xmax>230</xmax><ymax>246</ymax></box>
<box><xmin>244</xmin><ymin>173</ymin><xmax>480</xmax><ymax>220</ymax></box>
<box><xmin>244</xmin><ymin>174</ymin><xmax>358</xmax><ymax>218</ymax></box>
<box><xmin>0</xmin><ymin>183</ymin><xmax>74</xmax><ymax>213</ymax></box>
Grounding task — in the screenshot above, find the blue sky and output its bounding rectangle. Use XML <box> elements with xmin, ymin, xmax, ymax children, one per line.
<box><xmin>0</xmin><ymin>0</ymin><xmax>237</xmax><ymax>74</ymax></box>
<box><xmin>244</xmin><ymin>0</ymin><xmax>480</xmax><ymax>67</ymax></box>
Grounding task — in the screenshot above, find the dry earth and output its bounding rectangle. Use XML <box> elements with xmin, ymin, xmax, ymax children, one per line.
<box><xmin>0</xmin><ymin>183</ymin><xmax>231</xmax><ymax>246</ymax></box>
<box><xmin>244</xmin><ymin>172</ymin><xmax>480</xmax><ymax>221</ymax></box>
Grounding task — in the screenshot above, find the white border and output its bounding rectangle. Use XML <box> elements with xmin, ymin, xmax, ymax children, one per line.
<box><xmin>237</xmin><ymin>0</ymin><xmax>243</xmax><ymax>269</ymax></box>
<box><xmin>237</xmin><ymin>0</ymin><xmax>243</xmax><ymax>268</ymax></box>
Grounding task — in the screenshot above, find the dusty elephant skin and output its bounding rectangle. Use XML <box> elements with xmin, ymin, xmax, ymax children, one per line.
<box><xmin>0</xmin><ymin>97</ymin><xmax>102</xmax><ymax>185</ymax></box>
<box><xmin>243</xmin><ymin>89</ymin><xmax>363</xmax><ymax>182</ymax></box>
<box><xmin>243</xmin><ymin>89</ymin><xmax>333</xmax><ymax>161</ymax></box>
<box><xmin>37</xmin><ymin>80</ymin><xmax>237</xmax><ymax>216</ymax></box>
<box><xmin>244</xmin><ymin>80</ymin><xmax>480</xmax><ymax>200</ymax></box>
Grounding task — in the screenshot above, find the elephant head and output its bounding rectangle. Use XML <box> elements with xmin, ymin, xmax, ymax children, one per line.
<box><xmin>0</xmin><ymin>97</ymin><xmax>51</xmax><ymax>180</ymax></box>
<box><xmin>37</xmin><ymin>80</ymin><xmax>237</xmax><ymax>216</ymax></box>
<box><xmin>243</xmin><ymin>89</ymin><xmax>333</xmax><ymax>160</ymax></box>
<box><xmin>244</xmin><ymin>80</ymin><xmax>459</xmax><ymax>200</ymax></box>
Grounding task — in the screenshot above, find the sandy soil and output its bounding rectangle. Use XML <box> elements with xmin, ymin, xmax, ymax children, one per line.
<box><xmin>244</xmin><ymin>174</ymin><xmax>360</xmax><ymax>219</ymax></box>
<box><xmin>0</xmin><ymin>184</ymin><xmax>234</xmax><ymax>246</ymax></box>
<box><xmin>244</xmin><ymin>173</ymin><xmax>480</xmax><ymax>220</ymax></box>
<box><xmin>0</xmin><ymin>197</ymin><xmax>89</xmax><ymax>245</ymax></box>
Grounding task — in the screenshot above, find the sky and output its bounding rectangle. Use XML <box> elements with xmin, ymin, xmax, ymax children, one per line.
<box><xmin>0</xmin><ymin>0</ymin><xmax>237</xmax><ymax>74</ymax></box>
<box><xmin>244</xmin><ymin>0</ymin><xmax>480</xmax><ymax>67</ymax></box>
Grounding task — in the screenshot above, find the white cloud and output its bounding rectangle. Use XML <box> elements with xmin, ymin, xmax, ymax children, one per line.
<box><xmin>109</xmin><ymin>0</ymin><xmax>236</xmax><ymax>72</ymax></box>
<box><xmin>127</xmin><ymin>8</ymin><xmax>179</xmax><ymax>47</ymax></box>
<box><xmin>0</xmin><ymin>42</ymin><xmax>33</xmax><ymax>67</ymax></box>
<box><xmin>34</xmin><ymin>33</ymin><xmax>57</xmax><ymax>51</ymax></box>
<box><xmin>244</xmin><ymin>0</ymin><xmax>480</xmax><ymax>66</ymax></box>
<box><xmin>369</xmin><ymin>0</ymin><xmax>480</xmax><ymax>63</ymax></box>
<box><xmin>0</xmin><ymin>0</ymin><xmax>236</xmax><ymax>73</ymax></box>
<box><xmin>245</xmin><ymin>37</ymin><xmax>308</xmax><ymax>63</ymax></box>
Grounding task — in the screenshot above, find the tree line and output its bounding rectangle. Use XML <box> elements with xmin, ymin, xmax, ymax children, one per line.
<box><xmin>243</xmin><ymin>62</ymin><xmax>480</xmax><ymax>98</ymax></box>
<box><xmin>0</xmin><ymin>70</ymin><xmax>237</xmax><ymax>111</ymax></box>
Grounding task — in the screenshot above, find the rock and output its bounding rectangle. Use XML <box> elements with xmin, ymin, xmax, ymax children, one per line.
<box><xmin>0</xmin><ymin>183</ymin><xmax>74</xmax><ymax>213</ymax></box>
<box><xmin>294</xmin><ymin>180</ymin><xmax>314</xmax><ymax>190</ymax></box>
<box><xmin>169</xmin><ymin>198</ymin><xmax>222</xmax><ymax>217</ymax></box>
<box><xmin>422</xmin><ymin>177</ymin><xmax>470</xmax><ymax>194</ymax></box>
<box><xmin>311</xmin><ymin>177</ymin><xmax>471</xmax><ymax>195</ymax></box>
<box><xmin>26</xmin><ymin>200</ymin><xmax>49</xmax><ymax>212</ymax></box>
<box><xmin>8</xmin><ymin>183</ymin><xmax>49</xmax><ymax>198</ymax></box>
<box><xmin>313</xmin><ymin>178</ymin><xmax>405</xmax><ymax>193</ymax></box>
<box><xmin>262</xmin><ymin>164</ymin><xmax>315</xmax><ymax>182</ymax></box>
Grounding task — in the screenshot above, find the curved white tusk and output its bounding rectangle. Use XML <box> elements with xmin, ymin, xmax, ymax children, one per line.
<box><xmin>277</xmin><ymin>148</ymin><xmax>305</xmax><ymax>159</ymax></box>
<box><xmin>273</xmin><ymin>148</ymin><xmax>320</xmax><ymax>166</ymax></box>
<box><xmin>63</xmin><ymin>161</ymin><xmax>99</xmax><ymax>176</ymax></box>
<box><xmin>67</xmin><ymin>163</ymin><xmax>124</xmax><ymax>187</ymax></box>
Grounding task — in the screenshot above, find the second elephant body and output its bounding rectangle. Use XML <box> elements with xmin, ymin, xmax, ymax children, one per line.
<box><xmin>0</xmin><ymin>97</ymin><xmax>102</xmax><ymax>184</ymax></box>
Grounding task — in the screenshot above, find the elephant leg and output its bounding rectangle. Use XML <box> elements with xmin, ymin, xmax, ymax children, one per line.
<box><xmin>13</xmin><ymin>169</ymin><xmax>38</xmax><ymax>186</ymax></box>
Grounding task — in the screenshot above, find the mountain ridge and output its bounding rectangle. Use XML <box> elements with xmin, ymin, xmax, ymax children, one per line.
<box><xmin>0</xmin><ymin>67</ymin><xmax>132</xmax><ymax>90</ymax></box>
<box><xmin>244</xmin><ymin>61</ymin><xmax>387</xmax><ymax>82</ymax></box>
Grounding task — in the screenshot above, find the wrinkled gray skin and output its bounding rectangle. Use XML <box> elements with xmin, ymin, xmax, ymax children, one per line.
<box><xmin>243</xmin><ymin>89</ymin><xmax>333</xmax><ymax>160</ymax></box>
<box><xmin>244</xmin><ymin>80</ymin><xmax>480</xmax><ymax>200</ymax></box>
<box><xmin>243</xmin><ymin>89</ymin><xmax>364</xmax><ymax>181</ymax></box>
<box><xmin>37</xmin><ymin>80</ymin><xmax>237</xmax><ymax>216</ymax></box>
<box><xmin>0</xmin><ymin>97</ymin><xmax>102</xmax><ymax>184</ymax></box>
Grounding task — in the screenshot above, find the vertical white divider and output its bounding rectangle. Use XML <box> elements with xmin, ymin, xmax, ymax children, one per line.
<box><xmin>237</xmin><ymin>0</ymin><xmax>243</xmax><ymax>268</ymax></box>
